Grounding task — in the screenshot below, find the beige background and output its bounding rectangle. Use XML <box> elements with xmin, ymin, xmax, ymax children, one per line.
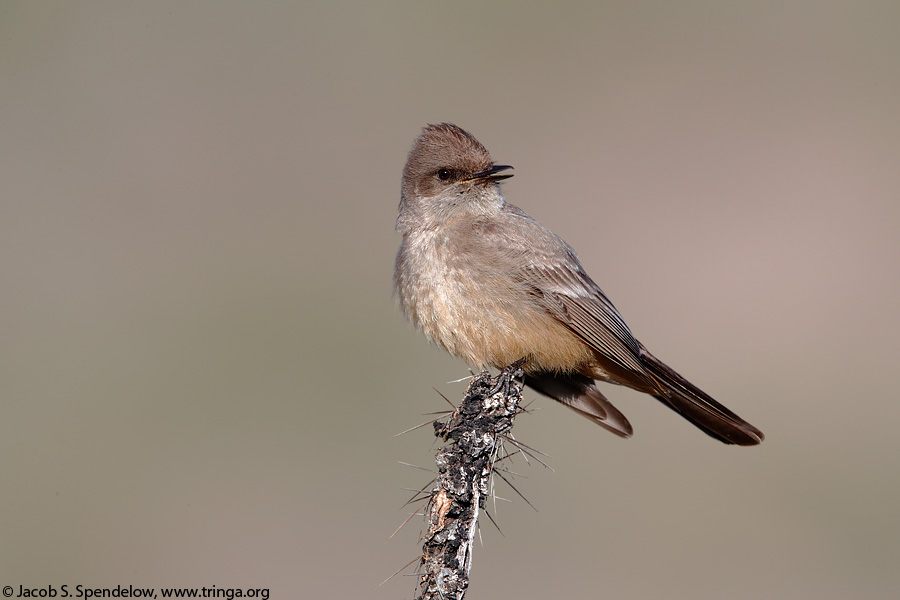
<box><xmin>2</xmin><ymin>2</ymin><xmax>899</xmax><ymax>599</ymax></box>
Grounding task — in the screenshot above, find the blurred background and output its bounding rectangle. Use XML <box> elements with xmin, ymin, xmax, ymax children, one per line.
<box><xmin>2</xmin><ymin>2</ymin><xmax>899</xmax><ymax>598</ymax></box>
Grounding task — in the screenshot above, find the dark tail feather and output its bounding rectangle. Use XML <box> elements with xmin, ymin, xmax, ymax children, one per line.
<box><xmin>524</xmin><ymin>373</ymin><xmax>633</xmax><ymax>439</ymax></box>
<box><xmin>639</xmin><ymin>346</ymin><xmax>764</xmax><ymax>446</ymax></box>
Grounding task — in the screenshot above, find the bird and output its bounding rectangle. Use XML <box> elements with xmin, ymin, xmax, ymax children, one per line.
<box><xmin>394</xmin><ymin>123</ymin><xmax>763</xmax><ymax>445</ymax></box>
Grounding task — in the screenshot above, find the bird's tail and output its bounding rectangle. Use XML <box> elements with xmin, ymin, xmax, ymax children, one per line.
<box><xmin>524</xmin><ymin>372</ymin><xmax>633</xmax><ymax>439</ymax></box>
<box><xmin>639</xmin><ymin>346</ymin><xmax>764</xmax><ymax>446</ymax></box>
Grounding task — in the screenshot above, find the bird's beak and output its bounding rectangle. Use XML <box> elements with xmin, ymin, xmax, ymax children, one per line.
<box><xmin>464</xmin><ymin>164</ymin><xmax>514</xmax><ymax>183</ymax></box>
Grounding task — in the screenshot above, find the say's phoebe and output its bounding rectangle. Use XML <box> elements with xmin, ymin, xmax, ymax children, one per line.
<box><xmin>394</xmin><ymin>123</ymin><xmax>763</xmax><ymax>445</ymax></box>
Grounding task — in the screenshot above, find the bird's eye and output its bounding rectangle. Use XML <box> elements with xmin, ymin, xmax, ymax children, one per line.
<box><xmin>436</xmin><ymin>168</ymin><xmax>452</xmax><ymax>181</ymax></box>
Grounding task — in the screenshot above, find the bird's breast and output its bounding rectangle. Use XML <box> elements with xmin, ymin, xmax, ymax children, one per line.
<box><xmin>396</xmin><ymin>229</ymin><xmax>593</xmax><ymax>372</ymax></box>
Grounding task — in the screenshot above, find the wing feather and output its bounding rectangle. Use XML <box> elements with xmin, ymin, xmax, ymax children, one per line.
<box><xmin>521</xmin><ymin>261</ymin><xmax>647</xmax><ymax>377</ymax></box>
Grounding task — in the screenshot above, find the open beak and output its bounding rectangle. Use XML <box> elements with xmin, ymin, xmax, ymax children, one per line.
<box><xmin>464</xmin><ymin>164</ymin><xmax>514</xmax><ymax>183</ymax></box>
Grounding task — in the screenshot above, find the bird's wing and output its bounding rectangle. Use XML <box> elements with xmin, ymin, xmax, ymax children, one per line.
<box><xmin>490</xmin><ymin>206</ymin><xmax>763</xmax><ymax>445</ymax></box>
<box><xmin>521</xmin><ymin>259</ymin><xmax>649</xmax><ymax>377</ymax></box>
<box><xmin>480</xmin><ymin>203</ymin><xmax>651</xmax><ymax>385</ymax></box>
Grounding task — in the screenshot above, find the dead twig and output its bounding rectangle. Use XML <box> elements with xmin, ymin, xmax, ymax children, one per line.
<box><xmin>414</xmin><ymin>364</ymin><xmax>525</xmax><ymax>600</ymax></box>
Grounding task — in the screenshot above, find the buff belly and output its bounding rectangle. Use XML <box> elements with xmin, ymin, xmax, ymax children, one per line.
<box><xmin>401</xmin><ymin>248</ymin><xmax>593</xmax><ymax>373</ymax></box>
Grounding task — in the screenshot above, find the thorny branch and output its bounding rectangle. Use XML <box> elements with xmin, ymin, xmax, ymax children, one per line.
<box><xmin>414</xmin><ymin>363</ymin><xmax>526</xmax><ymax>600</ymax></box>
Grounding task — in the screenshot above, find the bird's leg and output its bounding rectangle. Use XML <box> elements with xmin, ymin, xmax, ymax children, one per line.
<box><xmin>487</xmin><ymin>358</ymin><xmax>528</xmax><ymax>397</ymax></box>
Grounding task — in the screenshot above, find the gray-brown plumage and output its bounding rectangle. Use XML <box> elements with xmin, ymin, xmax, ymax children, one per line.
<box><xmin>394</xmin><ymin>123</ymin><xmax>763</xmax><ymax>445</ymax></box>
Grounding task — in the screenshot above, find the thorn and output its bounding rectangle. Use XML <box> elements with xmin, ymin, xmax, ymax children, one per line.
<box><xmin>482</xmin><ymin>508</ymin><xmax>505</xmax><ymax>536</ymax></box>
<box><xmin>494</xmin><ymin>469</ymin><xmax>538</xmax><ymax>512</ymax></box>
<box><xmin>493</xmin><ymin>466</ymin><xmax>529</xmax><ymax>479</ymax></box>
<box><xmin>388</xmin><ymin>502</ymin><xmax>431</xmax><ymax>541</ymax></box>
<box><xmin>494</xmin><ymin>448</ymin><xmax>522</xmax><ymax>465</ymax></box>
<box><xmin>393</xmin><ymin>417</ymin><xmax>441</xmax><ymax>437</ymax></box>
<box><xmin>400</xmin><ymin>495</ymin><xmax>432</xmax><ymax>507</ymax></box>
<box><xmin>501</xmin><ymin>439</ymin><xmax>531</xmax><ymax>466</ymax></box>
<box><xmin>506</xmin><ymin>433</ymin><xmax>552</xmax><ymax>458</ymax></box>
<box><xmin>399</xmin><ymin>479</ymin><xmax>436</xmax><ymax>509</ymax></box>
<box><xmin>500</xmin><ymin>436</ymin><xmax>554</xmax><ymax>471</ymax></box>
<box><xmin>378</xmin><ymin>555</ymin><xmax>421</xmax><ymax>587</ymax></box>
<box><xmin>433</xmin><ymin>387</ymin><xmax>458</xmax><ymax>409</ymax></box>
<box><xmin>396</xmin><ymin>461</ymin><xmax>436</xmax><ymax>473</ymax></box>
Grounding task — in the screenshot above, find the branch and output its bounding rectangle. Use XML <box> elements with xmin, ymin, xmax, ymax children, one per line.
<box><xmin>414</xmin><ymin>363</ymin><xmax>525</xmax><ymax>600</ymax></box>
